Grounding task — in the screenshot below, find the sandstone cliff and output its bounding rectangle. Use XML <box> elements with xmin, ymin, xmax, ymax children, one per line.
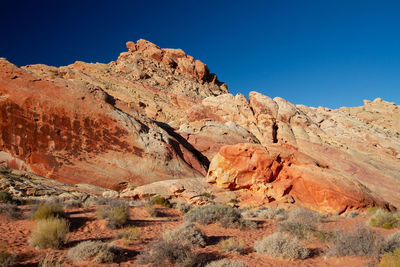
<box><xmin>1</xmin><ymin>39</ymin><xmax>399</xmax><ymax>213</ymax></box>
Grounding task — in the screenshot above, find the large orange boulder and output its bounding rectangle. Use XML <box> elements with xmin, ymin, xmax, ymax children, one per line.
<box><xmin>207</xmin><ymin>143</ymin><xmax>389</xmax><ymax>214</ymax></box>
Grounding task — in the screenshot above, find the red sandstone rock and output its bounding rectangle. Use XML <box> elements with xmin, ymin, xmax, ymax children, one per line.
<box><xmin>207</xmin><ymin>143</ymin><xmax>389</xmax><ymax>214</ymax></box>
<box><xmin>126</xmin><ymin>41</ymin><xmax>137</xmax><ymax>52</ymax></box>
<box><xmin>0</xmin><ymin>58</ymin><xmax>206</xmax><ymax>189</ymax></box>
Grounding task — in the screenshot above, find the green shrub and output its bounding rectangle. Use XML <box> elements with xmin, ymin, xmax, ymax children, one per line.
<box><xmin>67</xmin><ymin>240</ymin><xmax>118</xmax><ymax>263</ymax></box>
<box><xmin>378</xmin><ymin>248</ymin><xmax>400</xmax><ymax>267</ymax></box>
<box><xmin>219</xmin><ymin>237</ymin><xmax>244</xmax><ymax>254</ymax></box>
<box><xmin>137</xmin><ymin>240</ymin><xmax>197</xmax><ymax>267</ymax></box>
<box><xmin>32</xmin><ymin>202</ymin><xmax>64</xmax><ymax>221</ymax></box>
<box><xmin>151</xmin><ymin>196</ymin><xmax>171</xmax><ymax>208</ymax></box>
<box><xmin>205</xmin><ymin>259</ymin><xmax>247</xmax><ymax>267</ymax></box>
<box><xmin>184</xmin><ymin>204</ymin><xmax>248</xmax><ymax>228</ymax></box>
<box><xmin>29</xmin><ymin>218</ymin><xmax>70</xmax><ymax>249</ymax></box>
<box><xmin>0</xmin><ymin>204</ymin><xmax>19</xmax><ymax>220</ymax></box>
<box><xmin>163</xmin><ymin>223</ymin><xmax>206</xmax><ymax>247</ymax></box>
<box><xmin>327</xmin><ymin>225</ymin><xmax>384</xmax><ymax>256</ymax></box>
<box><xmin>0</xmin><ymin>191</ymin><xmax>13</xmax><ymax>204</ymax></box>
<box><xmin>254</xmin><ymin>232</ymin><xmax>310</xmax><ymax>259</ymax></box>
<box><xmin>369</xmin><ymin>209</ymin><xmax>399</xmax><ymax>229</ymax></box>
<box><xmin>96</xmin><ymin>201</ymin><xmax>129</xmax><ymax>229</ymax></box>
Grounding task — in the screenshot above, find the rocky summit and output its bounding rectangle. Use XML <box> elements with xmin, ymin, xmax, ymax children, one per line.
<box><xmin>1</xmin><ymin>39</ymin><xmax>399</xmax><ymax>213</ymax></box>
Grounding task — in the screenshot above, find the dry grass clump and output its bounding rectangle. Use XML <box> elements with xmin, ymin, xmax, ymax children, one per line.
<box><xmin>137</xmin><ymin>240</ymin><xmax>197</xmax><ymax>267</ymax></box>
<box><xmin>205</xmin><ymin>258</ymin><xmax>247</xmax><ymax>267</ymax></box>
<box><xmin>0</xmin><ymin>203</ymin><xmax>19</xmax><ymax>220</ymax></box>
<box><xmin>369</xmin><ymin>209</ymin><xmax>400</xmax><ymax>229</ymax></box>
<box><xmin>39</xmin><ymin>252</ymin><xmax>64</xmax><ymax>267</ymax></box>
<box><xmin>29</xmin><ymin>218</ymin><xmax>70</xmax><ymax>249</ymax></box>
<box><xmin>0</xmin><ymin>244</ymin><xmax>16</xmax><ymax>267</ymax></box>
<box><xmin>378</xmin><ymin>248</ymin><xmax>400</xmax><ymax>267</ymax></box>
<box><xmin>219</xmin><ymin>237</ymin><xmax>244</xmax><ymax>254</ymax></box>
<box><xmin>67</xmin><ymin>240</ymin><xmax>118</xmax><ymax>263</ymax></box>
<box><xmin>163</xmin><ymin>223</ymin><xmax>206</xmax><ymax>247</ymax></box>
<box><xmin>383</xmin><ymin>231</ymin><xmax>400</xmax><ymax>253</ymax></box>
<box><xmin>96</xmin><ymin>201</ymin><xmax>129</xmax><ymax>229</ymax></box>
<box><xmin>144</xmin><ymin>204</ymin><xmax>159</xmax><ymax>217</ymax></box>
<box><xmin>116</xmin><ymin>226</ymin><xmax>142</xmax><ymax>245</ymax></box>
<box><xmin>32</xmin><ymin>202</ymin><xmax>65</xmax><ymax>221</ymax></box>
<box><xmin>327</xmin><ymin>225</ymin><xmax>384</xmax><ymax>256</ymax></box>
<box><xmin>254</xmin><ymin>232</ymin><xmax>310</xmax><ymax>259</ymax></box>
<box><xmin>151</xmin><ymin>196</ymin><xmax>172</xmax><ymax>208</ymax></box>
<box><xmin>184</xmin><ymin>204</ymin><xmax>249</xmax><ymax>228</ymax></box>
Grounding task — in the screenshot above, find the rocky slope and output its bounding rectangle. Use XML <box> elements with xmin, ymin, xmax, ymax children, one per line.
<box><xmin>1</xmin><ymin>39</ymin><xmax>399</xmax><ymax>213</ymax></box>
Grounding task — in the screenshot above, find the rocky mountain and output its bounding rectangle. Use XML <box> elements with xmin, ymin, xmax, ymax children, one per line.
<box><xmin>0</xmin><ymin>39</ymin><xmax>399</xmax><ymax>213</ymax></box>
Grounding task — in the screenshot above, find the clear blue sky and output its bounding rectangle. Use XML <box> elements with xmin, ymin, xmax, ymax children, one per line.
<box><xmin>1</xmin><ymin>0</ymin><xmax>399</xmax><ymax>108</ymax></box>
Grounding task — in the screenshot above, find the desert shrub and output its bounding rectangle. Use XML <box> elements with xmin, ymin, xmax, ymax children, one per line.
<box><xmin>369</xmin><ymin>209</ymin><xmax>399</xmax><ymax>229</ymax></box>
<box><xmin>32</xmin><ymin>202</ymin><xmax>64</xmax><ymax>221</ymax></box>
<box><xmin>200</xmin><ymin>192</ymin><xmax>215</xmax><ymax>199</ymax></box>
<box><xmin>242</xmin><ymin>207</ymin><xmax>288</xmax><ymax>221</ymax></box>
<box><xmin>144</xmin><ymin>204</ymin><xmax>159</xmax><ymax>217</ymax></box>
<box><xmin>279</xmin><ymin>220</ymin><xmax>331</xmax><ymax>241</ymax></box>
<box><xmin>219</xmin><ymin>237</ymin><xmax>244</xmax><ymax>254</ymax></box>
<box><xmin>96</xmin><ymin>201</ymin><xmax>129</xmax><ymax>229</ymax></box>
<box><xmin>327</xmin><ymin>225</ymin><xmax>384</xmax><ymax>256</ymax></box>
<box><xmin>184</xmin><ymin>204</ymin><xmax>247</xmax><ymax>228</ymax></box>
<box><xmin>151</xmin><ymin>196</ymin><xmax>171</xmax><ymax>208</ymax></box>
<box><xmin>288</xmin><ymin>207</ymin><xmax>323</xmax><ymax>224</ymax></box>
<box><xmin>116</xmin><ymin>226</ymin><xmax>142</xmax><ymax>244</ymax></box>
<box><xmin>63</xmin><ymin>199</ymin><xmax>82</xmax><ymax>209</ymax></box>
<box><xmin>383</xmin><ymin>231</ymin><xmax>400</xmax><ymax>253</ymax></box>
<box><xmin>0</xmin><ymin>203</ymin><xmax>19</xmax><ymax>220</ymax></box>
<box><xmin>0</xmin><ymin>244</ymin><xmax>16</xmax><ymax>267</ymax></box>
<box><xmin>205</xmin><ymin>259</ymin><xmax>247</xmax><ymax>267</ymax></box>
<box><xmin>368</xmin><ymin>206</ymin><xmax>382</xmax><ymax>214</ymax></box>
<box><xmin>137</xmin><ymin>240</ymin><xmax>197</xmax><ymax>267</ymax></box>
<box><xmin>39</xmin><ymin>252</ymin><xmax>64</xmax><ymax>267</ymax></box>
<box><xmin>345</xmin><ymin>210</ymin><xmax>359</xmax><ymax>218</ymax></box>
<box><xmin>254</xmin><ymin>232</ymin><xmax>310</xmax><ymax>259</ymax></box>
<box><xmin>174</xmin><ymin>202</ymin><xmax>192</xmax><ymax>213</ymax></box>
<box><xmin>0</xmin><ymin>190</ymin><xmax>13</xmax><ymax>204</ymax></box>
<box><xmin>163</xmin><ymin>223</ymin><xmax>206</xmax><ymax>247</ymax></box>
<box><xmin>67</xmin><ymin>240</ymin><xmax>118</xmax><ymax>263</ymax></box>
<box><xmin>30</xmin><ymin>218</ymin><xmax>70</xmax><ymax>249</ymax></box>
<box><xmin>378</xmin><ymin>248</ymin><xmax>400</xmax><ymax>267</ymax></box>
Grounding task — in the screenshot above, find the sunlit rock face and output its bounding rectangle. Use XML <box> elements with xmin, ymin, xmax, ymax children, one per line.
<box><xmin>206</xmin><ymin>143</ymin><xmax>391</xmax><ymax>214</ymax></box>
<box><xmin>1</xmin><ymin>39</ymin><xmax>399</xmax><ymax>213</ymax></box>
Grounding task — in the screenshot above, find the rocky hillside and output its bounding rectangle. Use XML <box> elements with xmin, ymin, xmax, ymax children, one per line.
<box><xmin>1</xmin><ymin>39</ymin><xmax>399</xmax><ymax>213</ymax></box>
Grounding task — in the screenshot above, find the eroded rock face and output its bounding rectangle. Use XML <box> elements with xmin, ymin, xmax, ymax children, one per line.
<box><xmin>207</xmin><ymin>143</ymin><xmax>390</xmax><ymax>214</ymax></box>
<box><xmin>0</xmin><ymin>58</ymin><xmax>207</xmax><ymax>189</ymax></box>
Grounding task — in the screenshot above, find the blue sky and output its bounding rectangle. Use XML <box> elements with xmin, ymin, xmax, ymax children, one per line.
<box><xmin>1</xmin><ymin>0</ymin><xmax>399</xmax><ymax>108</ymax></box>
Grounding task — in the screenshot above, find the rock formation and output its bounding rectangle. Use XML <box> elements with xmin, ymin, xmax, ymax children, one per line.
<box><xmin>1</xmin><ymin>39</ymin><xmax>399</xmax><ymax>213</ymax></box>
<box><xmin>206</xmin><ymin>143</ymin><xmax>390</xmax><ymax>214</ymax></box>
